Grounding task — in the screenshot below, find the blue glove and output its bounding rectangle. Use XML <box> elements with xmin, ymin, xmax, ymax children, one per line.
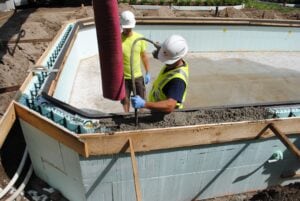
<box><xmin>144</xmin><ymin>72</ymin><xmax>151</xmax><ymax>85</ymax></box>
<box><xmin>131</xmin><ymin>95</ymin><xmax>145</xmax><ymax>109</ymax></box>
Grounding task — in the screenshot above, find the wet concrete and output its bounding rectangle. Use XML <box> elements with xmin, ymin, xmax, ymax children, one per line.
<box><xmin>95</xmin><ymin>106</ymin><xmax>271</xmax><ymax>132</ymax></box>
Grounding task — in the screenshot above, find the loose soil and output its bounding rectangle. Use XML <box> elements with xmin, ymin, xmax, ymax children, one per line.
<box><xmin>0</xmin><ymin>3</ymin><xmax>300</xmax><ymax>201</ymax></box>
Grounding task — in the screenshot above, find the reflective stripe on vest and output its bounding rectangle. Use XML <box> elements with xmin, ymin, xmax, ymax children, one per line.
<box><xmin>149</xmin><ymin>62</ymin><xmax>189</xmax><ymax>109</ymax></box>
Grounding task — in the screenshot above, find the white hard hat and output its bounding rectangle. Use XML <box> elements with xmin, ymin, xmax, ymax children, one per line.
<box><xmin>158</xmin><ymin>35</ymin><xmax>188</xmax><ymax>65</ymax></box>
<box><xmin>120</xmin><ymin>10</ymin><xmax>136</xmax><ymax>29</ymax></box>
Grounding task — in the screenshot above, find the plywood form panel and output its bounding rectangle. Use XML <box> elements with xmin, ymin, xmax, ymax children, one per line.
<box><xmin>80</xmin><ymin>117</ymin><xmax>300</xmax><ymax>156</ymax></box>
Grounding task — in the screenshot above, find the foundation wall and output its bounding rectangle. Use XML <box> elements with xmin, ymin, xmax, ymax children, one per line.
<box><xmin>19</xmin><ymin>119</ymin><xmax>87</xmax><ymax>201</ymax></box>
<box><xmin>136</xmin><ymin>25</ymin><xmax>300</xmax><ymax>52</ymax></box>
<box><xmin>80</xmin><ymin>138</ymin><xmax>300</xmax><ymax>201</ymax></box>
<box><xmin>20</xmin><ymin>117</ymin><xmax>300</xmax><ymax>201</ymax></box>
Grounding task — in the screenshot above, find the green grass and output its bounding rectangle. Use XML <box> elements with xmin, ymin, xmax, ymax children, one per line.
<box><xmin>244</xmin><ymin>0</ymin><xmax>300</xmax><ymax>12</ymax></box>
<box><xmin>118</xmin><ymin>0</ymin><xmax>300</xmax><ymax>12</ymax></box>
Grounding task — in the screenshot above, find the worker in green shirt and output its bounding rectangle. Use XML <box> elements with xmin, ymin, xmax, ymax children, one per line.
<box><xmin>120</xmin><ymin>10</ymin><xmax>150</xmax><ymax>112</ymax></box>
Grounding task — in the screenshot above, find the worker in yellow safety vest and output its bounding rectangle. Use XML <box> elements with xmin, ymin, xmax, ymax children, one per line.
<box><xmin>120</xmin><ymin>10</ymin><xmax>150</xmax><ymax>112</ymax></box>
<box><xmin>131</xmin><ymin>35</ymin><xmax>189</xmax><ymax>113</ymax></box>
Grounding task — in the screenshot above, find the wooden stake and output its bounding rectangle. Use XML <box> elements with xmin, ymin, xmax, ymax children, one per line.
<box><xmin>0</xmin><ymin>85</ymin><xmax>20</xmax><ymax>94</ymax></box>
<box><xmin>268</xmin><ymin>123</ymin><xmax>300</xmax><ymax>160</ymax></box>
<box><xmin>129</xmin><ymin>138</ymin><xmax>142</xmax><ymax>201</ymax></box>
<box><xmin>0</xmin><ymin>102</ymin><xmax>16</xmax><ymax>148</ymax></box>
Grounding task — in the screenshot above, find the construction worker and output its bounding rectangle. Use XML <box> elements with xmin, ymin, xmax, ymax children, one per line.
<box><xmin>131</xmin><ymin>35</ymin><xmax>189</xmax><ymax>113</ymax></box>
<box><xmin>120</xmin><ymin>10</ymin><xmax>150</xmax><ymax>112</ymax></box>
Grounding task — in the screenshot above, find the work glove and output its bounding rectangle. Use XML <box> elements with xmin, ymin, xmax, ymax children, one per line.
<box><xmin>144</xmin><ymin>72</ymin><xmax>151</xmax><ymax>85</ymax></box>
<box><xmin>131</xmin><ymin>95</ymin><xmax>145</xmax><ymax>109</ymax></box>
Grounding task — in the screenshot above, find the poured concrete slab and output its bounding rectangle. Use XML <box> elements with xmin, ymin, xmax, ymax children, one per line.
<box><xmin>69</xmin><ymin>52</ymin><xmax>300</xmax><ymax>113</ymax></box>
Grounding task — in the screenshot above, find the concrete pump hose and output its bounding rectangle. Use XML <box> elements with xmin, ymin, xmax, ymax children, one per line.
<box><xmin>93</xmin><ymin>0</ymin><xmax>125</xmax><ymax>100</ymax></box>
<box><xmin>6</xmin><ymin>165</ymin><xmax>33</xmax><ymax>201</ymax></box>
<box><xmin>0</xmin><ymin>147</ymin><xmax>28</xmax><ymax>199</ymax></box>
<box><xmin>130</xmin><ymin>37</ymin><xmax>160</xmax><ymax>126</ymax></box>
<box><xmin>130</xmin><ymin>37</ymin><xmax>160</xmax><ymax>95</ymax></box>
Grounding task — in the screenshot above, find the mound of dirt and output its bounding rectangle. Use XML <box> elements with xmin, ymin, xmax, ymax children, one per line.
<box><xmin>249</xmin><ymin>183</ymin><xmax>300</xmax><ymax>201</ymax></box>
<box><xmin>158</xmin><ymin>6</ymin><xmax>176</xmax><ymax>17</ymax></box>
<box><xmin>118</xmin><ymin>3</ymin><xmax>143</xmax><ymax>17</ymax></box>
<box><xmin>219</xmin><ymin>7</ymin><xmax>248</xmax><ymax>18</ymax></box>
<box><xmin>261</xmin><ymin>10</ymin><xmax>282</xmax><ymax>19</ymax></box>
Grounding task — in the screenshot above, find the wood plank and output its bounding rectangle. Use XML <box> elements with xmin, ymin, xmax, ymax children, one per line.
<box><xmin>13</xmin><ymin>72</ymin><xmax>33</xmax><ymax>101</ymax></box>
<box><xmin>47</xmin><ymin>80</ymin><xmax>57</xmax><ymax>96</ymax></box>
<box><xmin>18</xmin><ymin>73</ymin><xmax>33</xmax><ymax>92</ymax></box>
<box><xmin>129</xmin><ymin>138</ymin><xmax>142</xmax><ymax>201</ymax></box>
<box><xmin>269</xmin><ymin>123</ymin><xmax>300</xmax><ymax>159</ymax></box>
<box><xmin>5</xmin><ymin>38</ymin><xmax>52</xmax><ymax>44</ymax></box>
<box><xmin>79</xmin><ymin>117</ymin><xmax>300</xmax><ymax>156</ymax></box>
<box><xmin>48</xmin><ymin>25</ymin><xmax>79</xmax><ymax>96</ymax></box>
<box><xmin>0</xmin><ymin>11</ymin><xmax>14</xmax><ymax>21</ymax></box>
<box><xmin>0</xmin><ymin>85</ymin><xmax>20</xmax><ymax>94</ymax></box>
<box><xmin>14</xmin><ymin>102</ymin><xmax>88</xmax><ymax>157</ymax></box>
<box><xmin>0</xmin><ymin>102</ymin><xmax>16</xmax><ymax>148</ymax></box>
<box><xmin>77</xmin><ymin>17</ymin><xmax>93</xmax><ymax>24</ymax></box>
<box><xmin>34</xmin><ymin>24</ymin><xmax>67</xmax><ymax>66</ymax></box>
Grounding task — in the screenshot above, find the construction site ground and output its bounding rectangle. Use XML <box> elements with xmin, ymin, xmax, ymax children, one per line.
<box><xmin>0</xmin><ymin>3</ymin><xmax>300</xmax><ymax>201</ymax></box>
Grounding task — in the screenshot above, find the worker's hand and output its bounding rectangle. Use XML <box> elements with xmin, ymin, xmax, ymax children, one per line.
<box><xmin>131</xmin><ymin>95</ymin><xmax>145</xmax><ymax>109</ymax></box>
<box><xmin>144</xmin><ymin>72</ymin><xmax>151</xmax><ymax>85</ymax></box>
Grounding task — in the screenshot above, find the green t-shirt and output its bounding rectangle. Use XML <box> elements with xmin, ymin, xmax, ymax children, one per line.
<box><xmin>122</xmin><ymin>32</ymin><xmax>147</xmax><ymax>79</ymax></box>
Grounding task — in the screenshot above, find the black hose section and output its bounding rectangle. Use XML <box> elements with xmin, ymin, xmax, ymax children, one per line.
<box><xmin>41</xmin><ymin>92</ymin><xmax>111</xmax><ymax>119</ymax></box>
<box><xmin>130</xmin><ymin>37</ymin><xmax>160</xmax><ymax>96</ymax></box>
<box><xmin>130</xmin><ymin>37</ymin><xmax>160</xmax><ymax>126</ymax></box>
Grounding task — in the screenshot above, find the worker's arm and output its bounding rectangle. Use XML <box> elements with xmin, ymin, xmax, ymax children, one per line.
<box><xmin>141</xmin><ymin>51</ymin><xmax>151</xmax><ymax>84</ymax></box>
<box><xmin>140</xmin><ymin>51</ymin><xmax>150</xmax><ymax>73</ymax></box>
<box><xmin>144</xmin><ymin>98</ymin><xmax>177</xmax><ymax>113</ymax></box>
<box><xmin>131</xmin><ymin>96</ymin><xmax>177</xmax><ymax>113</ymax></box>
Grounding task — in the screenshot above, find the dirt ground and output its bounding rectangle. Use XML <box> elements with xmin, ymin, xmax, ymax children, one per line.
<box><xmin>0</xmin><ymin>3</ymin><xmax>300</xmax><ymax>201</ymax></box>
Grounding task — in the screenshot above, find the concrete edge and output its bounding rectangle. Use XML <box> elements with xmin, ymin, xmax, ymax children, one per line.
<box><xmin>132</xmin><ymin>4</ymin><xmax>245</xmax><ymax>11</ymax></box>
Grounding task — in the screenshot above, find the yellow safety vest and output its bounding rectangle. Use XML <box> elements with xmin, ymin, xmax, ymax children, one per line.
<box><xmin>148</xmin><ymin>62</ymin><xmax>189</xmax><ymax>109</ymax></box>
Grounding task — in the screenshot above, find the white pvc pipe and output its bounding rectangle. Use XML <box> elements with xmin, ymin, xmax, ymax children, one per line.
<box><xmin>6</xmin><ymin>165</ymin><xmax>33</xmax><ymax>201</ymax></box>
<box><xmin>0</xmin><ymin>147</ymin><xmax>28</xmax><ymax>199</ymax></box>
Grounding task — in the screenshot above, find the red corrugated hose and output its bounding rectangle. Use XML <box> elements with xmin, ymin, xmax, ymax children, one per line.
<box><xmin>93</xmin><ymin>0</ymin><xmax>125</xmax><ymax>100</ymax></box>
